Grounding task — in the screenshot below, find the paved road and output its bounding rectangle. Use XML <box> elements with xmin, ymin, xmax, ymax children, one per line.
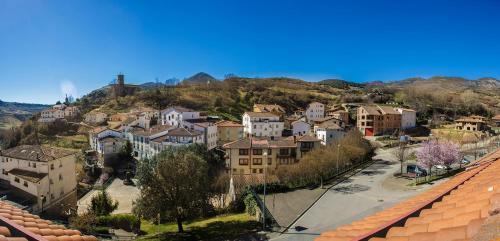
<box><xmin>271</xmin><ymin>146</ymin><xmax>441</xmax><ymax>241</ymax></box>
<box><xmin>77</xmin><ymin>178</ymin><xmax>140</xmax><ymax>214</ymax></box>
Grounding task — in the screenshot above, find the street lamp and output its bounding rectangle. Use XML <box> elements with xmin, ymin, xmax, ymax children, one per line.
<box><xmin>262</xmin><ymin>150</ymin><xmax>268</xmax><ymax>231</ymax></box>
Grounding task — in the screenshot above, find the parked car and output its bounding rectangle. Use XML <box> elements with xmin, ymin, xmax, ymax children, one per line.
<box><xmin>407</xmin><ymin>164</ymin><xmax>427</xmax><ymax>177</ymax></box>
<box><xmin>461</xmin><ymin>159</ymin><xmax>470</xmax><ymax>165</ymax></box>
<box><xmin>435</xmin><ymin>165</ymin><xmax>452</xmax><ymax>171</ymax></box>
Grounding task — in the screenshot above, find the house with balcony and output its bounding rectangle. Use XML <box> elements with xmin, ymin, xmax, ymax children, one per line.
<box><xmin>305</xmin><ymin>102</ymin><xmax>325</xmax><ymax>122</ymax></box>
<box><xmin>455</xmin><ymin>116</ymin><xmax>487</xmax><ymax>132</ymax></box>
<box><xmin>222</xmin><ymin>135</ymin><xmax>320</xmax><ymax>176</ymax></box>
<box><xmin>160</xmin><ymin>106</ymin><xmax>200</xmax><ymax>126</ymax></box>
<box><xmin>149</xmin><ymin>127</ymin><xmax>204</xmax><ymax>157</ymax></box>
<box><xmin>216</xmin><ymin>120</ymin><xmax>244</xmax><ymax>145</ymax></box>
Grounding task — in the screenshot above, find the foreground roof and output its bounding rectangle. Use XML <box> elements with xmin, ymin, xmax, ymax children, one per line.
<box><xmin>0</xmin><ymin>201</ymin><xmax>97</xmax><ymax>241</ymax></box>
<box><xmin>0</xmin><ymin>145</ymin><xmax>75</xmax><ymax>162</ymax></box>
<box><xmin>316</xmin><ymin>148</ymin><xmax>500</xmax><ymax>241</ymax></box>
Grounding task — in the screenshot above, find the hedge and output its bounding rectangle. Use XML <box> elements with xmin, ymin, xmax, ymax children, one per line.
<box><xmin>97</xmin><ymin>214</ymin><xmax>141</xmax><ymax>233</ymax></box>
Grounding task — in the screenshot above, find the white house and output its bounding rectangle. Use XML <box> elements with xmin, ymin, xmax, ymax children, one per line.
<box><xmin>183</xmin><ymin>119</ymin><xmax>218</xmax><ymax>150</ymax></box>
<box><xmin>291</xmin><ymin>120</ymin><xmax>310</xmax><ymax>136</ymax></box>
<box><xmin>305</xmin><ymin>102</ymin><xmax>325</xmax><ymax>122</ymax></box>
<box><xmin>160</xmin><ymin>106</ymin><xmax>200</xmax><ymax>126</ymax></box>
<box><xmin>128</xmin><ymin>125</ymin><xmax>173</xmax><ymax>160</ymax></box>
<box><xmin>395</xmin><ymin>108</ymin><xmax>416</xmax><ymax>130</ymax></box>
<box><xmin>149</xmin><ymin>127</ymin><xmax>204</xmax><ymax>157</ymax></box>
<box><xmin>0</xmin><ymin>145</ymin><xmax>77</xmax><ymax>215</ymax></box>
<box><xmin>242</xmin><ymin>112</ymin><xmax>284</xmax><ymax>137</ymax></box>
<box><xmin>89</xmin><ymin>127</ymin><xmax>125</xmax><ymax>160</ymax></box>
<box><xmin>315</xmin><ymin>125</ymin><xmax>346</xmax><ymax>145</ymax></box>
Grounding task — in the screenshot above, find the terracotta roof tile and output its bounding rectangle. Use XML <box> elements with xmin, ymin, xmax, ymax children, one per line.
<box><xmin>0</xmin><ymin>145</ymin><xmax>75</xmax><ymax>162</ymax></box>
<box><xmin>315</xmin><ymin>148</ymin><xmax>500</xmax><ymax>241</ymax></box>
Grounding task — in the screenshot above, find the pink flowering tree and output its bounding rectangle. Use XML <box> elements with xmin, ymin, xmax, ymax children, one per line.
<box><xmin>416</xmin><ymin>140</ymin><xmax>441</xmax><ymax>175</ymax></box>
<box><xmin>438</xmin><ymin>141</ymin><xmax>461</xmax><ymax>168</ymax></box>
<box><xmin>417</xmin><ymin>140</ymin><xmax>461</xmax><ymax>176</ymax></box>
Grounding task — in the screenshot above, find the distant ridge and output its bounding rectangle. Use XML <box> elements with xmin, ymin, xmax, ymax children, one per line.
<box><xmin>317</xmin><ymin>79</ymin><xmax>365</xmax><ymax>89</ymax></box>
<box><xmin>182</xmin><ymin>72</ymin><xmax>217</xmax><ymax>84</ymax></box>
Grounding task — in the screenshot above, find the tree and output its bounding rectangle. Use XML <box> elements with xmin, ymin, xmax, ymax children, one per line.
<box><xmin>133</xmin><ymin>146</ymin><xmax>211</xmax><ymax>233</ymax></box>
<box><xmin>88</xmin><ymin>190</ymin><xmax>119</xmax><ymax>216</ymax></box>
<box><xmin>393</xmin><ymin>141</ymin><xmax>411</xmax><ymax>174</ymax></box>
<box><xmin>416</xmin><ymin>140</ymin><xmax>441</xmax><ymax>176</ymax></box>
<box><xmin>438</xmin><ymin>141</ymin><xmax>460</xmax><ymax>168</ymax></box>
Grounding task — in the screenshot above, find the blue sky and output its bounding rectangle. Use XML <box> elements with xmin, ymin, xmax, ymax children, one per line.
<box><xmin>1</xmin><ymin>0</ymin><xmax>499</xmax><ymax>104</ymax></box>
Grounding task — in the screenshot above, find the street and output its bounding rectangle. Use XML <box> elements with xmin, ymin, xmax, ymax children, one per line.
<box><xmin>271</xmin><ymin>146</ymin><xmax>443</xmax><ymax>241</ymax></box>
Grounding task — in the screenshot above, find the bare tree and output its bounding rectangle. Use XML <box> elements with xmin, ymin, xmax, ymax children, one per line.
<box><xmin>393</xmin><ymin>141</ymin><xmax>410</xmax><ymax>174</ymax></box>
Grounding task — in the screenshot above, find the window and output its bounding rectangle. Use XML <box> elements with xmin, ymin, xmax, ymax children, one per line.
<box><xmin>50</xmin><ymin>164</ymin><xmax>54</xmax><ymax>170</ymax></box>
<box><xmin>239</xmin><ymin>149</ymin><xmax>249</xmax><ymax>155</ymax></box>
<box><xmin>253</xmin><ymin>158</ymin><xmax>262</xmax><ymax>165</ymax></box>
<box><xmin>23</xmin><ymin>181</ymin><xmax>28</xmax><ymax>187</ymax></box>
<box><xmin>279</xmin><ymin>148</ymin><xmax>289</xmax><ymax>156</ymax></box>
<box><xmin>268</xmin><ymin>158</ymin><xmax>272</xmax><ymax>165</ymax></box>
<box><xmin>252</xmin><ymin>169</ymin><xmax>257</xmax><ymax>174</ymax></box>
<box><xmin>33</xmin><ymin>162</ymin><xmax>36</xmax><ymax>168</ymax></box>
<box><xmin>252</xmin><ymin>149</ymin><xmax>262</xmax><ymax>155</ymax></box>
<box><xmin>59</xmin><ymin>174</ymin><xmax>63</xmax><ymax>180</ymax></box>
<box><xmin>259</xmin><ymin>169</ymin><xmax>263</xmax><ymax>174</ymax></box>
<box><xmin>239</xmin><ymin>158</ymin><xmax>249</xmax><ymax>165</ymax></box>
<box><xmin>14</xmin><ymin>177</ymin><xmax>20</xmax><ymax>183</ymax></box>
<box><xmin>267</xmin><ymin>149</ymin><xmax>272</xmax><ymax>155</ymax></box>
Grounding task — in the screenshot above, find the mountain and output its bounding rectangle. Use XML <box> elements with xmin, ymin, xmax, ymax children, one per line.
<box><xmin>182</xmin><ymin>72</ymin><xmax>217</xmax><ymax>84</ymax></box>
<box><xmin>0</xmin><ymin>100</ymin><xmax>49</xmax><ymax>129</ymax></box>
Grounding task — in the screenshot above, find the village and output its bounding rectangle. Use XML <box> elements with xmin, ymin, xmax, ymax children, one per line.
<box><xmin>0</xmin><ymin>73</ymin><xmax>499</xmax><ymax>240</ymax></box>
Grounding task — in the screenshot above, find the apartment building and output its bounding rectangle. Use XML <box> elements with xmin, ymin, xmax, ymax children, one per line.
<box><xmin>305</xmin><ymin>102</ymin><xmax>325</xmax><ymax>122</ymax></box>
<box><xmin>253</xmin><ymin>104</ymin><xmax>286</xmax><ymax>119</ymax></box>
<box><xmin>216</xmin><ymin>120</ymin><xmax>244</xmax><ymax>145</ymax></box>
<box><xmin>0</xmin><ymin>145</ymin><xmax>77</xmax><ymax>215</ymax></box>
<box><xmin>160</xmin><ymin>106</ymin><xmax>200</xmax><ymax>126</ymax></box>
<box><xmin>223</xmin><ymin>136</ymin><xmax>321</xmax><ymax>175</ymax></box>
<box><xmin>357</xmin><ymin>105</ymin><xmax>402</xmax><ymax>136</ymax></box>
<box><xmin>242</xmin><ymin>112</ymin><xmax>284</xmax><ymax>137</ymax></box>
<box><xmin>183</xmin><ymin>118</ymin><xmax>218</xmax><ymax>150</ymax></box>
<box><xmin>395</xmin><ymin>107</ymin><xmax>416</xmax><ymax>130</ymax></box>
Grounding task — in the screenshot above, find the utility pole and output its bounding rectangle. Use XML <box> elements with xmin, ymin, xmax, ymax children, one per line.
<box><xmin>337</xmin><ymin>144</ymin><xmax>340</xmax><ymax>174</ymax></box>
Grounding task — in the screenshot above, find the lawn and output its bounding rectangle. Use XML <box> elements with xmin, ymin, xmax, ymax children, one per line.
<box><xmin>138</xmin><ymin>213</ymin><xmax>262</xmax><ymax>241</ymax></box>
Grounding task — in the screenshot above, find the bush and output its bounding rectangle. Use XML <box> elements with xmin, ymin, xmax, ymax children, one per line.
<box><xmin>97</xmin><ymin>214</ymin><xmax>141</xmax><ymax>233</ymax></box>
<box><xmin>252</xmin><ymin>182</ymin><xmax>290</xmax><ymax>194</ymax></box>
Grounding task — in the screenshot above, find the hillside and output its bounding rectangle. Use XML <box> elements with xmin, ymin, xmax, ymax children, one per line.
<box><xmin>0</xmin><ymin>100</ymin><xmax>49</xmax><ymax>129</ymax></box>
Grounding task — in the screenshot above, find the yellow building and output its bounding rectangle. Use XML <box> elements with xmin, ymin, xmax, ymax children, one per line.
<box><xmin>223</xmin><ymin>135</ymin><xmax>321</xmax><ymax>175</ymax></box>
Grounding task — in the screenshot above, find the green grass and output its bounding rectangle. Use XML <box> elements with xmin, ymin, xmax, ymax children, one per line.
<box><xmin>138</xmin><ymin>213</ymin><xmax>261</xmax><ymax>241</ymax></box>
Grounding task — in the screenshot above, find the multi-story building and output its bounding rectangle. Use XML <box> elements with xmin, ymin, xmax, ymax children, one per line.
<box><xmin>223</xmin><ymin>136</ymin><xmax>321</xmax><ymax>175</ymax></box>
<box><xmin>216</xmin><ymin>120</ymin><xmax>244</xmax><ymax>145</ymax></box>
<box><xmin>357</xmin><ymin>105</ymin><xmax>402</xmax><ymax>136</ymax></box>
<box><xmin>395</xmin><ymin>108</ymin><xmax>417</xmax><ymax>130</ymax></box>
<box><xmin>183</xmin><ymin>118</ymin><xmax>218</xmax><ymax>150</ymax></box>
<box><xmin>84</xmin><ymin>111</ymin><xmax>108</xmax><ymax>124</ymax></box>
<box><xmin>88</xmin><ymin>127</ymin><xmax>125</xmax><ymax>161</ymax></box>
<box><xmin>253</xmin><ymin>104</ymin><xmax>286</xmax><ymax>120</ymax></box>
<box><xmin>312</xmin><ymin>116</ymin><xmax>346</xmax><ymax>134</ymax></box>
<box><xmin>305</xmin><ymin>102</ymin><xmax>325</xmax><ymax>122</ymax></box>
<box><xmin>160</xmin><ymin>106</ymin><xmax>200</xmax><ymax>126</ymax></box>
<box><xmin>455</xmin><ymin>116</ymin><xmax>487</xmax><ymax>132</ymax></box>
<box><xmin>492</xmin><ymin>114</ymin><xmax>500</xmax><ymax>127</ymax></box>
<box><xmin>149</xmin><ymin>127</ymin><xmax>204</xmax><ymax>157</ymax></box>
<box><xmin>0</xmin><ymin>145</ymin><xmax>77</xmax><ymax>215</ymax></box>
<box><xmin>242</xmin><ymin>112</ymin><xmax>284</xmax><ymax>137</ymax></box>
<box><xmin>128</xmin><ymin>125</ymin><xmax>173</xmax><ymax>160</ymax></box>
<box><xmin>39</xmin><ymin>104</ymin><xmax>79</xmax><ymax>123</ymax></box>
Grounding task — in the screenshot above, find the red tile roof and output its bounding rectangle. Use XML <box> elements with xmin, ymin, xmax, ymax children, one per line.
<box><xmin>316</xmin><ymin>148</ymin><xmax>500</xmax><ymax>241</ymax></box>
<box><xmin>0</xmin><ymin>201</ymin><xmax>97</xmax><ymax>241</ymax></box>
